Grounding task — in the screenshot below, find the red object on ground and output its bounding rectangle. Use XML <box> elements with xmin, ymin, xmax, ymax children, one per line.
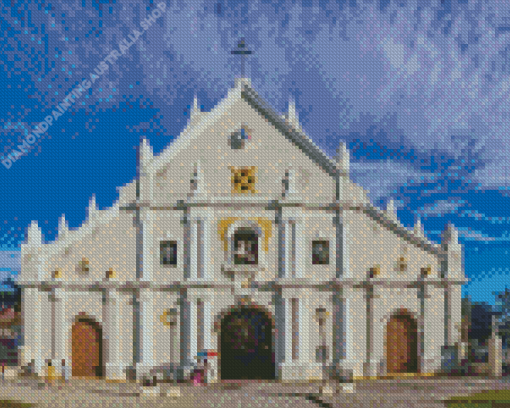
<box><xmin>0</xmin><ymin>308</ymin><xmax>15</xmax><ymax>322</ymax></box>
<box><xmin>192</xmin><ymin>371</ymin><xmax>202</xmax><ymax>386</ymax></box>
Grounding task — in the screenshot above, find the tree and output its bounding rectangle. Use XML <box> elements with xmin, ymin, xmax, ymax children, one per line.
<box><xmin>494</xmin><ymin>287</ymin><xmax>510</xmax><ymax>349</ymax></box>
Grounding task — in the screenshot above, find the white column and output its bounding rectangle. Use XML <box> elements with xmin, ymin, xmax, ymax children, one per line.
<box><xmin>136</xmin><ymin>289</ymin><xmax>154</xmax><ymax>378</ymax></box>
<box><xmin>294</xmin><ymin>221</ymin><xmax>305</xmax><ymax>278</ymax></box>
<box><xmin>334</xmin><ymin>288</ymin><xmax>353</xmax><ymax>374</ymax></box>
<box><xmin>285</xmin><ymin>298</ymin><xmax>293</xmax><ymax>364</ymax></box>
<box><xmin>190</xmin><ymin>220</ymin><xmax>199</xmax><ymax>280</ymax></box>
<box><xmin>423</xmin><ymin>282</ymin><xmax>440</xmax><ymax>372</ymax></box>
<box><xmin>52</xmin><ymin>288</ymin><xmax>66</xmax><ymax>376</ymax></box>
<box><xmin>203</xmin><ymin>299</ymin><xmax>212</xmax><ymax>351</ymax></box>
<box><xmin>284</xmin><ymin>221</ymin><xmax>294</xmax><ymax>278</ymax></box>
<box><xmin>275</xmin><ymin>291</ymin><xmax>285</xmax><ymax>376</ymax></box>
<box><xmin>180</xmin><ymin>296</ymin><xmax>198</xmax><ymax>369</ymax></box>
<box><xmin>141</xmin><ymin>209</ymin><xmax>154</xmax><ymax>282</ymax></box>
<box><xmin>33</xmin><ymin>288</ymin><xmax>44</xmax><ymax>376</ymax></box>
<box><xmin>298</xmin><ymin>296</ymin><xmax>310</xmax><ymax>365</ymax></box>
<box><xmin>335</xmin><ymin>213</ymin><xmax>350</xmax><ymax>279</ymax></box>
<box><xmin>104</xmin><ymin>290</ymin><xmax>122</xmax><ymax>380</ymax></box>
<box><xmin>199</xmin><ymin>218</ymin><xmax>210</xmax><ymax>280</ymax></box>
<box><xmin>202</xmin><ymin>298</ymin><xmax>217</xmax><ymax>382</ymax></box>
<box><xmin>280</xmin><ymin>295</ymin><xmax>309</xmax><ymax>381</ymax></box>
<box><xmin>167</xmin><ymin>307</ymin><xmax>179</xmax><ymax>365</ymax></box>
<box><xmin>182</xmin><ymin>208</ymin><xmax>191</xmax><ymax>280</ymax></box>
<box><xmin>195</xmin><ymin>217</ymin><xmax>210</xmax><ymax>280</ymax></box>
<box><xmin>23</xmin><ymin>288</ymin><xmax>43</xmax><ymax>375</ymax></box>
<box><xmin>363</xmin><ymin>284</ymin><xmax>374</xmax><ymax>377</ymax></box>
<box><xmin>419</xmin><ymin>280</ymin><xmax>426</xmax><ymax>374</ymax></box>
<box><xmin>277</xmin><ymin>207</ymin><xmax>286</xmax><ymax>279</ymax></box>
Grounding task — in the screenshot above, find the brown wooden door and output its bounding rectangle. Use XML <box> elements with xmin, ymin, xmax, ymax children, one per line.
<box><xmin>72</xmin><ymin>321</ymin><xmax>102</xmax><ymax>377</ymax></box>
<box><xmin>386</xmin><ymin>314</ymin><xmax>418</xmax><ymax>374</ymax></box>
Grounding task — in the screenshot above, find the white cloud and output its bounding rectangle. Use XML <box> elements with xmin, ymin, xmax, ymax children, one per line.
<box><xmin>350</xmin><ymin>159</ymin><xmax>434</xmax><ymax>203</ymax></box>
<box><xmin>0</xmin><ymin>251</ymin><xmax>20</xmax><ymax>275</ymax></box>
<box><xmin>417</xmin><ymin>200</ymin><xmax>465</xmax><ymax>218</ymax></box>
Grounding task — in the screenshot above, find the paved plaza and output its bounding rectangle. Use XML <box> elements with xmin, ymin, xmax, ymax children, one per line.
<box><xmin>0</xmin><ymin>376</ymin><xmax>508</xmax><ymax>408</ymax></box>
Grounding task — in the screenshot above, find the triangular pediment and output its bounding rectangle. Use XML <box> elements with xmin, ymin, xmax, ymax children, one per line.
<box><xmin>149</xmin><ymin>80</ymin><xmax>340</xmax><ymax>179</ymax></box>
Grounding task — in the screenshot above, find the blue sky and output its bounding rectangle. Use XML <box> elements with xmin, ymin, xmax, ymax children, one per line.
<box><xmin>1</xmin><ymin>0</ymin><xmax>510</xmax><ymax>305</ymax></box>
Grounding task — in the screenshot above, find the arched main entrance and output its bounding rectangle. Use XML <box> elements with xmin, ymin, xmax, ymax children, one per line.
<box><xmin>386</xmin><ymin>312</ymin><xmax>418</xmax><ymax>374</ymax></box>
<box><xmin>72</xmin><ymin>317</ymin><xmax>103</xmax><ymax>377</ymax></box>
<box><xmin>220</xmin><ymin>307</ymin><xmax>275</xmax><ymax>380</ymax></box>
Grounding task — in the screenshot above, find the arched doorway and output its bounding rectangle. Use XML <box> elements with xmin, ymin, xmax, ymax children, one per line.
<box><xmin>72</xmin><ymin>317</ymin><xmax>103</xmax><ymax>377</ymax></box>
<box><xmin>220</xmin><ymin>307</ymin><xmax>275</xmax><ymax>380</ymax></box>
<box><xmin>386</xmin><ymin>312</ymin><xmax>418</xmax><ymax>374</ymax></box>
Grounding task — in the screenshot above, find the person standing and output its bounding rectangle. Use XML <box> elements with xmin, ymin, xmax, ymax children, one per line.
<box><xmin>203</xmin><ymin>359</ymin><xmax>209</xmax><ymax>385</ymax></box>
<box><xmin>61</xmin><ymin>360</ymin><xmax>67</xmax><ymax>384</ymax></box>
<box><xmin>47</xmin><ymin>361</ymin><xmax>55</xmax><ymax>388</ymax></box>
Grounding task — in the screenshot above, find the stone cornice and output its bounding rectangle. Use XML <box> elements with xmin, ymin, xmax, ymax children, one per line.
<box><xmin>17</xmin><ymin>277</ymin><xmax>467</xmax><ymax>292</ymax></box>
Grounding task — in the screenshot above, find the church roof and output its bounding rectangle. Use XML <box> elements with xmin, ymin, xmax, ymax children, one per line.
<box><xmin>239</xmin><ymin>83</ymin><xmax>340</xmax><ymax>178</ymax></box>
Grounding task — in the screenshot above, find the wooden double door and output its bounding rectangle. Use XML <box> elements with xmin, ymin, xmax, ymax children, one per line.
<box><xmin>71</xmin><ymin>319</ymin><xmax>103</xmax><ymax>377</ymax></box>
<box><xmin>386</xmin><ymin>313</ymin><xmax>418</xmax><ymax>374</ymax></box>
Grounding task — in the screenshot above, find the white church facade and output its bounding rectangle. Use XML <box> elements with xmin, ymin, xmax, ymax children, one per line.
<box><xmin>19</xmin><ymin>76</ymin><xmax>466</xmax><ymax>382</ymax></box>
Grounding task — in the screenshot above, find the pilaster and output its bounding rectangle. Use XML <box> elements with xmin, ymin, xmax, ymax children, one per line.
<box><xmin>22</xmin><ymin>287</ymin><xmax>43</xmax><ymax>375</ymax></box>
<box><xmin>278</xmin><ymin>204</ymin><xmax>304</xmax><ymax>279</ymax></box>
<box><xmin>279</xmin><ymin>291</ymin><xmax>319</xmax><ymax>381</ymax></box>
<box><xmin>363</xmin><ymin>284</ymin><xmax>375</xmax><ymax>377</ymax></box>
<box><xmin>104</xmin><ymin>289</ymin><xmax>123</xmax><ymax>380</ymax></box>
<box><xmin>140</xmin><ymin>207</ymin><xmax>154</xmax><ymax>282</ymax></box>
<box><xmin>51</xmin><ymin>288</ymin><xmax>66</xmax><ymax>376</ymax></box>
<box><xmin>418</xmin><ymin>279</ymin><xmax>426</xmax><ymax>374</ymax></box>
<box><xmin>179</xmin><ymin>293</ymin><xmax>198</xmax><ymax>370</ymax></box>
<box><xmin>135</xmin><ymin>289</ymin><xmax>155</xmax><ymax>379</ymax></box>
<box><xmin>186</xmin><ymin>207</ymin><xmax>212</xmax><ymax>281</ymax></box>
<box><xmin>334</xmin><ymin>212</ymin><xmax>350</xmax><ymax>279</ymax></box>
<box><xmin>333</xmin><ymin>288</ymin><xmax>354</xmax><ymax>374</ymax></box>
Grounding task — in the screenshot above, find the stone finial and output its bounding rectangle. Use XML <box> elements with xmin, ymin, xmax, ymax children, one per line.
<box><xmin>190</xmin><ymin>93</ymin><xmax>201</xmax><ymax>122</ymax></box>
<box><xmin>288</xmin><ymin>97</ymin><xmax>299</xmax><ymax>127</ymax></box>
<box><xmin>139</xmin><ymin>137</ymin><xmax>153</xmax><ymax>169</ymax></box>
<box><xmin>386</xmin><ymin>199</ymin><xmax>396</xmax><ymax>218</ymax></box>
<box><xmin>414</xmin><ymin>216</ymin><xmax>424</xmax><ymax>236</ymax></box>
<box><xmin>87</xmin><ymin>194</ymin><xmax>98</xmax><ymax>220</ymax></box>
<box><xmin>336</xmin><ymin>141</ymin><xmax>350</xmax><ymax>175</ymax></box>
<box><xmin>27</xmin><ymin>220</ymin><xmax>42</xmax><ymax>246</ymax></box>
<box><xmin>58</xmin><ymin>214</ymin><xmax>69</xmax><ymax>241</ymax></box>
<box><xmin>442</xmin><ymin>222</ymin><xmax>459</xmax><ymax>247</ymax></box>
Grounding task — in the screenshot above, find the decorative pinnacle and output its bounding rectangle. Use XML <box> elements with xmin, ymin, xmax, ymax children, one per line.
<box><xmin>414</xmin><ymin>216</ymin><xmax>424</xmax><ymax>236</ymax></box>
<box><xmin>288</xmin><ymin>97</ymin><xmax>299</xmax><ymax>126</ymax></box>
<box><xmin>443</xmin><ymin>222</ymin><xmax>459</xmax><ymax>247</ymax></box>
<box><xmin>139</xmin><ymin>137</ymin><xmax>153</xmax><ymax>169</ymax></box>
<box><xmin>336</xmin><ymin>141</ymin><xmax>350</xmax><ymax>175</ymax></box>
<box><xmin>190</xmin><ymin>94</ymin><xmax>201</xmax><ymax>121</ymax></box>
<box><xmin>27</xmin><ymin>220</ymin><xmax>42</xmax><ymax>246</ymax></box>
<box><xmin>58</xmin><ymin>214</ymin><xmax>69</xmax><ymax>240</ymax></box>
<box><xmin>88</xmin><ymin>194</ymin><xmax>98</xmax><ymax>219</ymax></box>
<box><xmin>386</xmin><ymin>199</ymin><xmax>396</xmax><ymax>217</ymax></box>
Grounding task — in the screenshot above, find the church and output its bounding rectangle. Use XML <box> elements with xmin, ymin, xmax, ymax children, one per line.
<box><xmin>19</xmin><ymin>63</ymin><xmax>466</xmax><ymax>382</ymax></box>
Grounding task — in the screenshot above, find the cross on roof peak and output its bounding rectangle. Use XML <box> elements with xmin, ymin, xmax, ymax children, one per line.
<box><xmin>231</xmin><ymin>38</ymin><xmax>252</xmax><ymax>79</ymax></box>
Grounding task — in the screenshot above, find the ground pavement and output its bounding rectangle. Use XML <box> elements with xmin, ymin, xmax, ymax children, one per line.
<box><xmin>0</xmin><ymin>376</ymin><xmax>508</xmax><ymax>407</ymax></box>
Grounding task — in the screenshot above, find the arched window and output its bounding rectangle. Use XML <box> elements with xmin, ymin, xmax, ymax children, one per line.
<box><xmin>233</xmin><ymin>228</ymin><xmax>258</xmax><ymax>265</ymax></box>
